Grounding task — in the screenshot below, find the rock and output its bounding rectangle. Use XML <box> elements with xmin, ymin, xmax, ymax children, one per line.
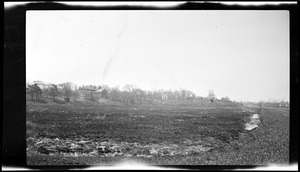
<box><xmin>77</xmin><ymin>142</ymin><xmax>86</xmax><ymax>147</ymax></box>
<box><xmin>124</xmin><ymin>154</ymin><xmax>132</xmax><ymax>157</ymax></box>
<box><xmin>83</xmin><ymin>148</ymin><xmax>93</xmax><ymax>154</ymax></box>
<box><xmin>100</xmin><ymin>141</ymin><xmax>110</xmax><ymax>146</ymax></box>
<box><xmin>150</xmin><ymin>148</ymin><xmax>159</xmax><ymax>154</ymax></box>
<box><xmin>98</xmin><ymin>146</ymin><xmax>110</xmax><ymax>154</ymax></box>
<box><xmin>37</xmin><ymin>146</ymin><xmax>50</xmax><ymax>155</ymax></box>
<box><xmin>75</xmin><ymin>147</ymin><xmax>84</xmax><ymax>153</ymax></box>
<box><xmin>143</xmin><ymin>149</ymin><xmax>151</xmax><ymax>155</ymax></box>
<box><xmin>57</xmin><ymin>146</ymin><xmax>70</xmax><ymax>153</ymax></box>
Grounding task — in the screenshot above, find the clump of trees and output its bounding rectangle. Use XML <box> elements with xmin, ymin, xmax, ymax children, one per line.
<box><xmin>48</xmin><ymin>84</ymin><xmax>60</xmax><ymax>100</ymax></box>
<box><xmin>26</xmin><ymin>81</ymin><xmax>75</xmax><ymax>102</ymax></box>
<box><xmin>26</xmin><ymin>83</ymin><xmax>42</xmax><ymax>101</ymax></box>
<box><xmin>220</xmin><ymin>96</ymin><xmax>231</xmax><ymax>102</ymax></box>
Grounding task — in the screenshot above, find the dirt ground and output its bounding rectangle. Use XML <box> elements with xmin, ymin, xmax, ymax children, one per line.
<box><xmin>26</xmin><ymin>100</ymin><xmax>289</xmax><ymax>166</ymax></box>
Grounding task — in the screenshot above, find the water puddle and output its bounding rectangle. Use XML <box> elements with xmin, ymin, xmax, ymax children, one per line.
<box><xmin>244</xmin><ymin>114</ymin><xmax>260</xmax><ymax>131</ymax></box>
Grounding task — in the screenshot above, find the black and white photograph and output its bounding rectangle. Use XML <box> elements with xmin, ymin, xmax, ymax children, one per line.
<box><xmin>3</xmin><ymin>1</ymin><xmax>298</xmax><ymax>170</ymax></box>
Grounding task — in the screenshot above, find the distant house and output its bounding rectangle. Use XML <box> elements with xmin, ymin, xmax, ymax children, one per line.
<box><xmin>77</xmin><ymin>85</ymin><xmax>107</xmax><ymax>101</ymax></box>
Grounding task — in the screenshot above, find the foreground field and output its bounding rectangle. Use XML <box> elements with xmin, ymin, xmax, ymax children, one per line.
<box><xmin>26</xmin><ymin>100</ymin><xmax>289</xmax><ymax>166</ymax></box>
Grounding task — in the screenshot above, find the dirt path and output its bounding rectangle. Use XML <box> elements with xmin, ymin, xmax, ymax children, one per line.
<box><xmin>264</xmin><ymin>107</ymin><xmax>289</xmax><ymax>117</ymax></box>
<box><xmin>242</xmin><ymin>105</ymin><xmax>289</xmax><ymax>117</ymax></box>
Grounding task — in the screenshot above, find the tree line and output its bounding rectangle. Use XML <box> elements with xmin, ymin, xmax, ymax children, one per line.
<box><xmin>26</xmin><ymin>80</ymin><xmax>232</xmax><ymax>105</ymax></box>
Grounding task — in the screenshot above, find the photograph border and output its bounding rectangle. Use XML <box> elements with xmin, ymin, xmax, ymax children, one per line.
<box><xmin>3</xmin><ymin>1</ymin><xmax>298</xmax><ymax>170</ymax></box>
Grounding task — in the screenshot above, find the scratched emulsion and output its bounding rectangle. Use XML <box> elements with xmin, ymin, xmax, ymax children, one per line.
<box><xmin>102</xmin><ymin>24</ymin><xmax>127</xmax><ymax>79</ymax></box>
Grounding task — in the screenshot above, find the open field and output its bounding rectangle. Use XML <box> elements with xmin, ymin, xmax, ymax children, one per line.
<box><xmin>26</xmin><ymin>99</ymin><xmax>289</xmax><ymax>166</ymax></box>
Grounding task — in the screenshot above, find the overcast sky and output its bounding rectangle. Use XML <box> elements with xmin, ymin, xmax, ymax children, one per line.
<box><xmin>26</xmin><ymin>10</ymin><xmax>289</xmax><ymax>102</ymax></box>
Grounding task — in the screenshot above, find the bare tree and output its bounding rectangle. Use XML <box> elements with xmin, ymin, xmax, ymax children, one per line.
<box><xmin>132</xmin><ymin>88</ymin><xmax>144</xmax><ymax>105</ymax></box>
<box><xmin>32</xmin><ymin>80</ymin><xmax>48</xmax><ymax>99</ymax></box>
<box><xmin>207</xmin><ymin>90</ymin><xmax>216</xmax><ymax>102</ymax></box>
<box><xmin>109</xmin><ymin>86</ymin><xmax>121</xmax><ymax>102</ymax></box>
<box><xmin>184</xmin><ymin>89</ymin><xmax>195</xmax><ymax>100</ymax></box>
<box><xmin>122</xmin><ymin>84</ymin><xmax>134</xmax><ymax>105</ymax></box>
<box><xmin>121</xmin><ymin>91</ymin><xmax>130</xmax><ymax>106</ymax></box>
<box><xmin>58</xmin><ymin>82</ymin><xmax>73</xmax><ymax>102</ymax></box>
<box><xmin>145</xmin><ymin>91</ymin><xmax>154</xmax><ymax>102</ymax></box>
<box><xmin>72</xmin><ymin>85</ymin><xmax>80</xmax><ymax>102</ymax></box>
<box><xmin>26</xmin><ymin>83</ymin><xmax>42</xmax><ymax>102</ymax></box>
<box><xmin>123</xmin><ymin>84</ymin><xmax>134</xmax><ymax>92</ymax></box>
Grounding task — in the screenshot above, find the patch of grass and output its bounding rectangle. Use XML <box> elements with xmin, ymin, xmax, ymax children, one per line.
<box><xmin>26</xmin><ymin>121</ymin><xmax>39</xmax><ymax>137</ymax></box>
